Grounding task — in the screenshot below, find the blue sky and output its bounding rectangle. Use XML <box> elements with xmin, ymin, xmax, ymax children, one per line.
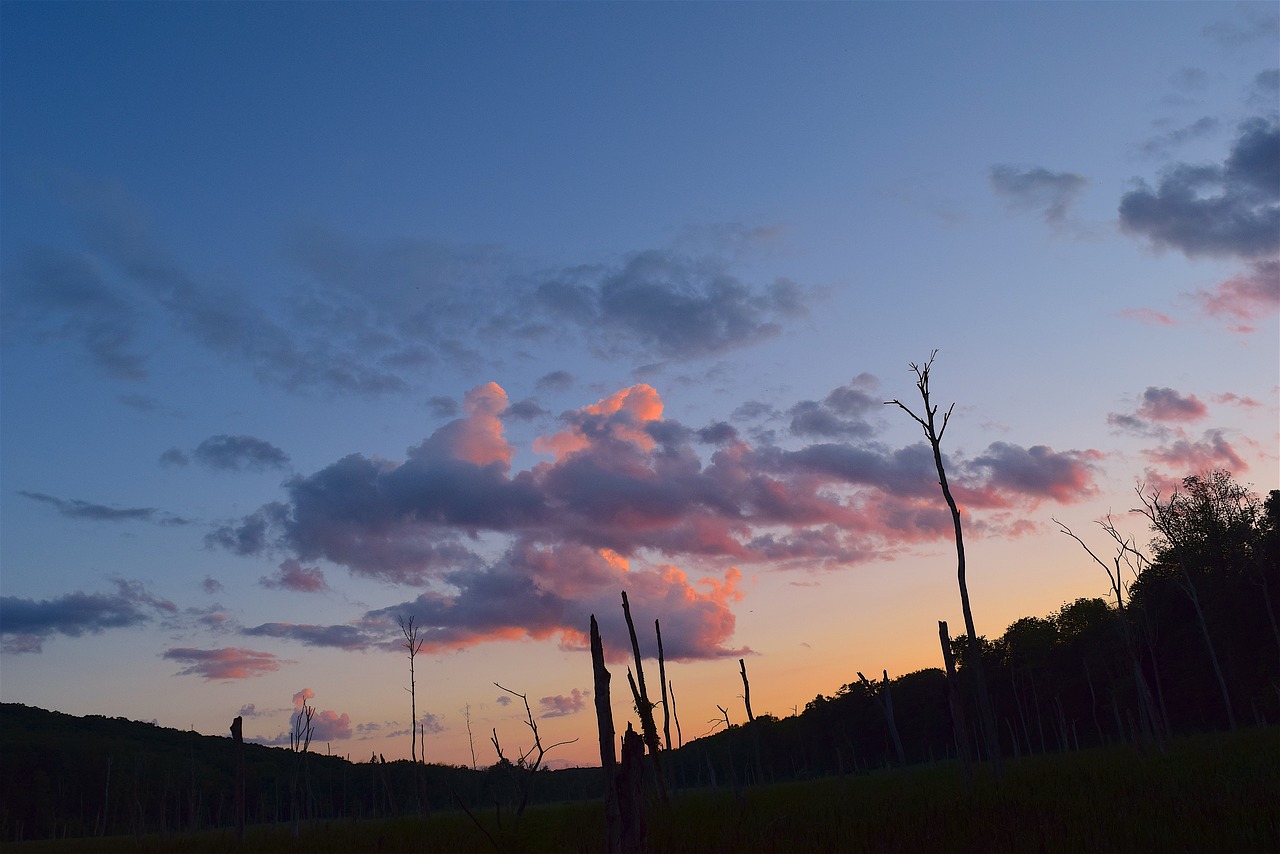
<box><xmin>2</xmin><ymin>2</ymin><xmax>1276</xmax><ymax>765</ymax></box>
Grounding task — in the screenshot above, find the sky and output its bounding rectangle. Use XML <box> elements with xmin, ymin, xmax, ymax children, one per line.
<box><xmin>1</xmin><ymin>2</ymin><xmax>1276</xmax><ymax>768</ymax></box>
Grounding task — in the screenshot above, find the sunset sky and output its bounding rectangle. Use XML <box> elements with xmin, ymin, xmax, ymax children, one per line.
<box><xmin>2</xmin><ymin>2</ymin><xmax>1276</xmax><ymax>768</ymax></box>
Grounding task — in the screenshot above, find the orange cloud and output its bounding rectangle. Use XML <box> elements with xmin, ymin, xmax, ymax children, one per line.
<box><xmin>534</xmin><ymin>384</ymin><xmax>664</xmax><ymax>459</ymax></box>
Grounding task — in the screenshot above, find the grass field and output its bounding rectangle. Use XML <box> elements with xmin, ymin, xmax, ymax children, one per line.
<box><xmin>7</xmin><ymin>727</ymin><xmax>1277</xmax><ymax>853</ymax></box>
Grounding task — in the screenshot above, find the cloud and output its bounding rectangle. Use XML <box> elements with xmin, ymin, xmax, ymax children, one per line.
<box><xmin>1139</xmin><ymin>116</ymin><xmax>1220</xmax><ymax>159</ymax></box>
<box><xmin>159</xmin><ymin>447</ymin><xmax>190</xmax><ymax>467</ymax></box>
<box><xmin>534</xmin><ymin>249</ymin><xmax>810</xmax><ymax>360</ymax></box>
<box><xmin>206</xmin><ymin>380</ymin><xmax>1101</xmax><ymax>658</ymax></box>
<box><xmin>238</xmin><ymin>703</ymin><xmax>262</xmax><ymax>718</ymax></box>
<box><xmin>988</xmin><ymin>165</ymin><xmax>1088</xmax><ymax>225</ymax></box>
<box><xmin>426</xmin><ymin>396</ymin><xmax>458</xmax><ymax>418</ymax></box>
<box><xmin>1192</xmin><ymin>259</ymin><xmax>1280</xmax><ymax>332</ymax></box>
<box><xmin>259</xmin><ymin>559</ymin><xmax>330</xmax><ymax>593</ymax></box>
<box><xmin>193</xmin><ymin>435</ymin><xmax>290</xmax><ymax>472</ymax></box>
<box><xmin>1135</xmin><ymin>387</ymin><xmax>1208</xmax><ymax>423</ymax></box>
<box><xmin>243</xmin><ymin>621</ymin><xmax>388</xmax><ymax>651</ymax></box>
<box><xmin>162</xmin><ymin>646</ymin><xmax>288</xmax><ymax>680</ymax></box>
<box><xmin>18</xmin><ymin>490</ymin><xmax>189</xmax><ymax>525</ymax></box>
<box><xmin>7</xmin><ymin>178</ymin><xmax>810</xmax><ymax>395</ymax></box>
<box><xmin>1119</xmin><ymin>117</ymin><xmax>1280</xmax><ymax>259</ymax></box>
<box><xmin>1</xmin><ymin>245</ymin><xmax>148</xmax><ymax>380</ymax></box>
<box><xmin>256</xmin><ymin>688</ymin><xmax>353</xmax><ymax>744</ymax></box>
<box><xmin>539</xmin><ymin>688</ymin><xmax>587</xmax><ymax>718</ymax></box>
<box><xmin>1203</xmin><ymin>6</ymin><xmax>1279</xmax><ymax>48</ymax></box>
<box><xmin>536</xmin><ymin>371</ymin><xmax>574</xmax><ymax>393</ymax></box>
<box><xmin>1</xmin><ymin>578</ymin><xmax>177</xmax><ymax>653</ymax></box>
<box><xmin>1142</xmin><ymin>430</ymin><xmax>1248</xmax><ymax>479</ymax></box>
<box><xmin>202</xmin><ymin>576</ymin><xmax>224</xmax><ymax>594</ymax></box>
<box><xmin>963</xmin><ymin>442</ymin><xmax>1102</xmax><ymax>504</ymax></box>
<box><xmin>1115</xmin><ymin>307</ymin><xmax>1178</xmax><ymax>327</ymax></box>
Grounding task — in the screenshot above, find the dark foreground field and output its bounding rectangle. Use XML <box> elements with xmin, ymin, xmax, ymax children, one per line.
<box><xmin>7</xmin><ymin>727</ymin><xmax>1278</xmax><ymax>853</ymax></box>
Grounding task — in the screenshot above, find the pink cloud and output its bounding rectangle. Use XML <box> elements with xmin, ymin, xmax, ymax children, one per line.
<box><xmin>1136</xmin><ymin>386</ymin><xmax>1208</xmax><ymax>423</ymax></box>
<box><xmin>534</xmin><ymin>384</ymin><xmax>664</xmax><ymax>460</ymax></box>
<box><xmin>1116</xmin><ymin>307</ymin><xmax>1178</xmax><ymax>326</ymax></box>
<box><xmin>1213</xmin><ymin>392</ymin><xmax>1262</xmax><ymax>408</ymax></box>
<box><xmin>1193</xmin><ymin>259</ymin><xmax>1280</xmax><ymax>333</ymax></box>
<box><xmin>260</xmin><ymin>559</ymin><xmax>329</xmax><ymax>593</ymax></box>
<box><xmin>163</xmin><ymin>646</ymin><xmax>288</xmax><ymax>680</ymax></box>
<box><xmin>1143</xmin><ymin>430</ymin><xmax>1247</xmax><ymax>478</ymax></box>
<box><xmin>539</xmin><ymin>688</ymin><xmax>588</xmax><ymax>718</ymax></box>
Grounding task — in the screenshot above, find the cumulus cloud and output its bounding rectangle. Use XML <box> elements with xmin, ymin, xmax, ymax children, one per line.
<box><xmin>191</xmin><ymin>435</ymin><xmax>289</xmax><ymax>472</ymax></box>
<box><xmin>202</xmin><ymin>576</ymin><xmax>224</xmax><ymax>594</ymax></box>
<box><xmin>539</xmin><ymin>689</ymin><xmax>587</xmax><ymax>718</ymax></box>
<box><xmin>259</xmin><ymin>559</ymin><xmax>329</xmax><ymax>593</ymax></box>
<box><xmin>1143</xmin><ymin>429</ymin><xmax>1247</xmax><ymax>476</ymax></box>
<box><xmin>159</xmin><ymin>447</ymin><xmax>190</xmax><ymax>467</ymax></box>
<box><xmin>206</xmin><ymin>380</ymin><xmax>1101</xmax><ymax>660</ymax></box>
<box><xmin>1136</xmin><ymin>387</ymin><xmax>1209</xmax><ymax>423</ymax></box>
<box><xmin>18</xmin><ymin>490</ymin><xmax>188</xmax><ymax>525</ymax></box>
<box><xmin>162</xmin><ymin>646</ymin><xmax>288</xmax><ymax>680</ymax></box>
<box><xmin>1</xmin><ymin>579</ymin><xmax>177</xmax><ymax>653</ymax></box>
<box><xmin>1119</xmin><ymin>117</ymin><xmax>1279</xmax><ymax>260</ymax></box>
<box><xmin>989</xmin><ymin>165</ymin><xmax>1088</xmax><ymax>226</ymax></box>
<box><xmin>256</xmin><ymin>688</ymin><xmax>353</xmax><ymax>744</ymax></box>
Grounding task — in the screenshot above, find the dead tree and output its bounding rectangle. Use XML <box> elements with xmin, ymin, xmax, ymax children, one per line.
<box><xmin>938</xmin><ymin>621</ymin><xmax>973</xmax><ymax>788</ymax></box>
<box><xmin>738</xmin><ymin>659</ymin><xmax>755</xmax><ymax>723</ymax></box>
<box><xmin>858</xmin><ymin>670</ymin><xmax>906</xmax><ymax>766</ymax></box>
<box><xmin>490</xmin><ymin>683</ymin><xmax>578</xmax><ymax>823</ymax></box>
<box><xmin>229</xmin><ymin>716</ymin><xmax>245</xmax><ymax>843</ymax></box>
<box><xmin>669</xmin><ymin>680</ymin><xmax>683</xmax><ymax>748</ymax></box>
<box><xmin>590</xmin><ymin>615</ymin><xmax>623</xmax><ymax>854</ymax></box>
<box><xmin>399</xmin><ymin>616</ymin><xmax>426</xmax><ymax>763</ymax></box>
<box><xmin>656</xmin><ymin>620</ymin><xmax>673</xmax><ymax>752</ymax></box>
<box><xmin>289</xmin><ymin>701</ymin><xmax>315</xmax><ymax>838</ymax></box>
<box><xmin>1055</xmin><ymin>517</ymin><xmax>1167</xmax><ymax>749</ymax></box>
<box><xmin>620</xmin><ymin>592</ymin><xmax>667</xmax><ymax>801</ymax></box>
<box><xmin>886</xmin><ymin>351</ymin><xmax>1002</xmax><ymax>781</ymax></box>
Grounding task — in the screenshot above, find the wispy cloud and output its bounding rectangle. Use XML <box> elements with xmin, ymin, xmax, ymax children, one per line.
<box><xmin>193</xmin><ymin>435</ymin><xmax>290</xmax><ymax>472</ymax></box>
<box><xmin>1</xmin><ymin>578</ymin><xmax>178</xmax><ymax>653</ymax></box>
<box><xmin>989</xmin><ymin>165</ymin><xmax>1089</xmax><ymax>227</ymax></box>
<box><xmin>162</xmin><ymin>646</ymin><xmax>289</xmax><ymax>680</ymax></box>
<box><xmin>18</xmin><ymin>490</ymin><xmax>189</xmax><ymax>525</ymax></box>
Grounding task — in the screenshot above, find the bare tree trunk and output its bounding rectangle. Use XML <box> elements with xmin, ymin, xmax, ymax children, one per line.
<box><xmin>621</xmin><ymin>592</ymin><xmax>667</xmax><ymax>801</ymax></box>
<box><xmin>888</xmin><ymin>354</ymin><xmax>1002</xmax><ymax>782</ymax></box>
<box><xmin>656</xmin><ymin>620</ymin><xmax>672</xmax><ymax>752</ymax></box>
<box><xmin>590</xmin><ymin>616</ymin><xmax>623</xmax><ymax>854</ymax></box>
<box><xmin>229</xmin><ymin>717</ymin><xmax>245</xmax><ymax>843</ymax></box>
<box><xmin>738</xmin><ymin>659</ymin><xmax>755</xmax><ymax>723</ymax></box>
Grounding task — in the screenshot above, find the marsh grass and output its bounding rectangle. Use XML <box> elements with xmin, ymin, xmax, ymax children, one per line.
<box><xmin>8</xmin><ymin>728</ymin><xmax>1276</xmax><ymax>853</ymax></box>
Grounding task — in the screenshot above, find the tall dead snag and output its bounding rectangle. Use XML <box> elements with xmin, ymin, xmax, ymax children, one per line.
<box><xmin>492</xmin><ymin>683</ymin><xmax>579</xmax><ymax>823</ymax></box>
<box><xmin>656</xmin><ymin>620</ymin><xmax>672</xmax><ymax>752</ymax></box>
<box><xmin>620</xmin><ymin>592</ymin><xmax>667</xmax><ymax>802</ymax></box>
<box><xmin>399</xmin><ymin>616</ymin><xmax>425</xmax><ymax>763</ymax></box>
<box><xmin>738</xmin><ymin>659</ymin><xmax>755</xmax><ymax>723</ymax></box>
<box><xmin>938</xmin><ymin>621</ymin><xmax>973</xmax><ymax>788</ymax></box>
<box><xmin>289</xmin><ymin>701</ymin><xmax>315</xmax><ymax>838</ymax></box>
<box><xmin>886</xmin><ymin>351</ymin><xmax>1002</xmax><ymax>781</ymax></box>
<box><xmin>858</xmin><ymin>670</ymin><xmax>905</xmax><ymax>766</ymax></box>
<box><xmin>669</xmin><ymin>680</ymin><xmax>682</xmax><ymax>748</ymax></box>
<box><xmin>229</xmin><ymin>716</ymin><xmax>245</xmax><ymax>843</ymax></box>
<box><xmin>1055</xmin><ymin>517</ymin><xmax>1167</xmax><ymax>749</ymax></box>
<box><xmin>590</xmin><ymin>615</ymin><xmax>623</xmax><ymax>854</ymax></box>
